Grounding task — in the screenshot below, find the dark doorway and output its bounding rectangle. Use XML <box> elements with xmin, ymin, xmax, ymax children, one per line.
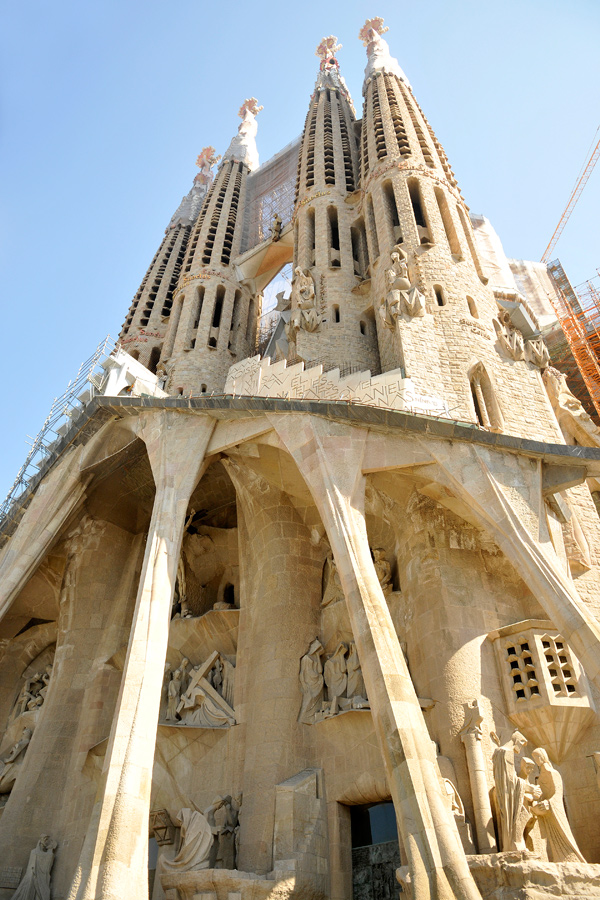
<box><xmin>350</xmin><ymin>802</ymin><xmax>402</xmax><ymax>899</ymax></box>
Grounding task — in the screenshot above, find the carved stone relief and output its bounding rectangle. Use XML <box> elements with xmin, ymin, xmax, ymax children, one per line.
<box><xmin>159</xmin><ymin>794</ymin><xmax>242</xmax><ymax>877</ymax></box>
<box><xmin>285</xmin><ymin>268</ymin><xmax>321</xmax><ymax>341</ymax></box>
<box><xmin>0</xmin><ymin>727</ymin><xmax>33</xmax><ymax>794</ymax></box>
<box><xmin>379</xmin><ymin>245</ymin><xmax>425</xmax><ymax>330</ymax></box>
<box><xmin>299</xmin><ymin>639</ymin><xmax>369</xmax><ymax>723</ymax></box>
<box><xmin>12</xmin><ymin>834</ymin><xmax>57</xmax><ymax>900</ymax></box>
<box><xmin>162</xmin><ymin>651</ymin><xmax>235</xmax><ymax>728</ymax></box>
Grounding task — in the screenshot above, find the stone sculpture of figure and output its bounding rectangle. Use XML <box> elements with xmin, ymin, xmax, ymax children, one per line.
<box><xmin>13</xmin><ymin>674</ymin><xmax>43</xmax><ymax>719</ymax></box>
<box><xmin>298</xmin><ymin>639</ymin><xmax>324</xmax><ymax>723</ymax></box>
<box><xmin>221</xmin><ymin>657</ymin><xmax>235</xmax><ymax>710</ymax></box>
<box><xmin>12</xmin><ymin>834</ymin><xmax>57</xmax><ymax>900</ymax></box>
<box><xmin>178</xmin><ymin>683</ymin><xmax>235</xmax><ymax>728</ymax></box>
<box><xmin>381</xmin><ymin>246</ymin><xmax>412</xmax><ymax>329</ymax></box>
<box><xmin>530</xmin><ymin>747</ymin><xmax>585</xmax><ymax>863</ymax></box>
<box><xmin>231</xmin><ymin>793</ymin><xmax>242</xmax><ymax>868</ymax></box>
<box><xmin>270</xmin><ymin>213</ymin><xmax>282</xmax><ymax>242</ymax></box>
<box><xmin>346</xmin><ymin>642</ymin><xmax>367</xmax><ymax>702</ymax></box>
<box><xmin>321</xmin><ymin>552</ymin><xmax>344</xmax><ymax>608</ymax></box>
<box><xmin>166</xmin><ymin>659</ymin><xmax>188</xmax><ymax>722</ymax></box>
<box><xmin>288</xmin><ymin>267</ymin><xmax>320</xmax><ymax>336</ymax></box>
<box><xmin>37</xmin><ymin>665</ymin><xmax>53</xmax><ymax>705</ymax></box>
<box><xmin>492</xmin><ymin>730</ymin><xmax>528</xmax><ymax>851</ymax></box>
<box><xmin>324</xmin><ymin>643</ymin><xmax>348</xmax><ymax>711</ymax></box>
<box><xmin>213</xmin><ymin>795</ymin><xmax>236</xmax><ymax>869</ymax></box>
<box><xmin>161</xmin><ymin>805</ymin><xmax>220</xmax><ymax>873</ymax></box>
<box><xmin>0</xmin><ymin>727</ymin><xmax>33</xmax><ymax>793</ymax></box>
<box><xmin>177</xmin><ymin>557</ymin><xmax>192</xmax><ymax>618</ymax></box>
<box><xmin>211</xmin><ymin>657</ymin><xmax>223</xmax><ymax>695</ymax></box>
<box><xmin>373</xmin><ymin>548</ymin><xmax>393</xmax><ymax>596</ymax></box>
<box><xmin>516</xmin><ymin>757</ymin><xmax>545</xmax><ymax>856</ymax></box>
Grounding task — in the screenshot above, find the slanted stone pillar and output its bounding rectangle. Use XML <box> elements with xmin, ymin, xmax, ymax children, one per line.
<box><xmin>270</xmin><ymin>414</ymin><xmax>481</xmax><ymax>900</ymax></box>
<box><xmin>69</xmin><ymin>411</ymin><xmax>215</xmax><ymax>900</ymax></box>
<box><xmin>421</xmin><ymin>441</ymin><xmax>600</xmax><ymax>685</ymax></box>
<box><xmin>0</xmin><ymin>446</ymin><xmax>89</xmax><ymax>620</ymax></box>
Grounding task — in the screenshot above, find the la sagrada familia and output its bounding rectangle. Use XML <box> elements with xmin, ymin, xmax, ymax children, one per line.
<box><xmin>2</xmin><ymin>17</ymin><xmax>600</xmax><ymax>900</ymax></box>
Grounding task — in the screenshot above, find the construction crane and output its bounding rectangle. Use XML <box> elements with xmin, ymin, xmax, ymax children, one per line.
<box><xmin>541</xmin><ymin>127</ymin><xmax>600</xmax><ymax>264</ymax></box>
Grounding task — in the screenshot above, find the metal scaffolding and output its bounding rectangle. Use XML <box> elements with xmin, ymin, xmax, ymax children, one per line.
<box><xmin>0</xmin><ymin>336</ymin><xmax>114</xmax><ymax>537</ymax></box>
<box><xmin>546</xmin><ymin>260</ymin><xmax>600</xmax><ymax>420</ymax></box>
<box><xmin>241</xmin><ymin>137</ymin><xmax>300</xmax><ymax>253</ymax></box>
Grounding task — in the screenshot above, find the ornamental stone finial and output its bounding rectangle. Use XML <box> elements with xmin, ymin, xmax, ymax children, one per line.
<box><xmin>238</xmin><ymin>98</ymin><xmax>263</xmax><ymax>119</ymax></box>
<box><xmin>316</xmin><ymin>35</ymin><xmax>342</xmax><ymax>60</ymax></box>
<box><xmin>358</xmin><ymin>17</ymin><xmax>388</xmax><ymax>46</ymax></box>
<box><xmin>359</xmin><ymin>17</ymin><xmax>410</xmax><ymax>88</ymax></box>
<box><xmin>195</xmin><ymin>146</ymin><xmax>220</xmax><ymax>172</ymax></box>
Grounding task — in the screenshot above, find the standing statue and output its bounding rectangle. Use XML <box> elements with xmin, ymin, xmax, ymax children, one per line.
<box><xmin>231</xmin><ymin>793</ymin><xmax>242</xmax><ymax>868</ymax></box>
<box><xmin>13</xmin><ymin>834</ymin><xmax>57</xmax><ymax>900</ymax></box>
<box><xmin>0</xmin><ymin>727</ymin><xmax>33</xmax><ymax>793</ymax></box>
<box><xmin>530</xmin><ymin>747</ymin><xmax>585</xmax><ymax>862</ymax></box>
<box><xmin>298</xmin><ymin>639</ymin><xmax>324</xmax><ymax>723</ymax></box>
<box><xmin>492</xmin><ymin>731</ymin><xmax>528</xmax><ymax>851</ymax></box>
<box><xmin>515</xmin><ymin>757</ymin><xmax>546</xmax><ymax>857</ymax></box>
<box><xmin>214</xmin><ymin>795</ymin><xmax>236</xmax><ymax>869</ymax></box>
<box><xmin>221</xmin><ymin>657</ymin><xmax>235</xmax><ymax>710</ymax></box>
<box><xmin>321</xmin><ymin>552</ymin><xmax>344</xmax><ymax>607</ymax></box>
<box><xmin>381</xmin><ymin>246</ymin><xmax>412</xmax><ymax>329</ymax></box>
<box><xmin>324</xmin><ymin>643</ymin><xmax>348</xmax><ymax>711</ymax></box>
<box><xmin>373</xmin><ymin>548</ymin><xmax>393</xmax><ymax>596</ymax></box>
<box><xmin>346</xmin><ymin>642</ymin><xmax>367</xmax><ymax>702</ymax></box>
<box><xmin>166</xmin><ymin>659</ymin><xmax>188</xmax><ymax>722</ymax></box>
<box><xmin>269</xmin><ymin>213</ymin><xmax>282</xmax><ymax>242</ymax></box>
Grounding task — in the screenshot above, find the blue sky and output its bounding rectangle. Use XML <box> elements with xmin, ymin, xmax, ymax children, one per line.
<box><xmin>1</xmin><ymin>0</ymin><xmax>599</xmax><ymax>502</ymax></box>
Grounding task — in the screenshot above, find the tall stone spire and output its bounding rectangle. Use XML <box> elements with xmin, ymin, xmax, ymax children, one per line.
<box><xmin>289</xmin><ymin>37</ymin><xmax>380</xmax><ymax>373</ymax></box>
<box><xmin>158</xmin><ymin>103</ymin><xmax>262</xmax><ymax>394</ymax></box>
<box><xmin>358</xmin><ymin>16</ymin><xmax>494</xmax><ymax>400</ymax></box>
<box><xmin>118</xmin><ymin>148</ymin><xmax>219</xmax><ymax>372</ymax></box>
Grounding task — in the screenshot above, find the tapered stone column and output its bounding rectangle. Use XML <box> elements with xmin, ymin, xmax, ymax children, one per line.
<box><xmin>69</xmin><ymin>411</ymin><xmax>215</xmax><ymax>900</ymax></box>
<box><xmin>270</xmin><ymin>414</ymin><xmax>481</xmax><ymax>900</ymax></box>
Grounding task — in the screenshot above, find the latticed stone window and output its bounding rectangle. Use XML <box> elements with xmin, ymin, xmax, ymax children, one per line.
<box><xmin>488</xmin><ymin>619</ymin><xmax>595</xmax><ymax>761</ymax></box>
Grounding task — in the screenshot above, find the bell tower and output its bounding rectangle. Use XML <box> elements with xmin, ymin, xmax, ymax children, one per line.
<box><xmin>357</xmin><ymin>18</ymin><xmax>532</xmax><ymax>427</ymax></box>
<box><xmin>290</xmin><ymin>37</ymin><xmax>380</xmax><ymax>374</ymax></box>
<box><xmin>118</xmin><ymin>148</ymin><xmax>219</xmax><ymax>374</ymax></box>
<box><xmin>159</xmin><ymin>101</ymin><xmax>263</xmax><ymax>395</ymax></box>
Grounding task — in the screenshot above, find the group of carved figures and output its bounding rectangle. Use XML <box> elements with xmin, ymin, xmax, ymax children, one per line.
<box><xmin>380</xmin><ymin>245</ymin><xmax>426</xmax><ymax>329</ymax></box>
<box><xmin>161</xmin><ymin>794</ymin><xmax>242</xmax><ymax>874</ymax></box>
<box><xmin>322</xmin><ymin>547</ymin><xmax>393</xmax><ymax>608</ymax></box>
<box><xmin>299</xmin><ymin>640</ymin><xmax>369</xmax><ymax>723</ymax></box>
<box><xmin>492</xmin><ymin>731</ymin><xmax>585</xmax><ymax>863</ymax></box>
<box><xmin>11</xmin><ymin>664</ymin><xmax>53</xmax><ymax>720</ymax></box>
<box><xmin>163</xmin><ymin>652</ymin><xmax>235</xmax><ymax>728</ymax></box>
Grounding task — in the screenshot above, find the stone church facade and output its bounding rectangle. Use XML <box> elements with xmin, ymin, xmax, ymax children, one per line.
<box><xmin>2</xmin><ymin>18</ymin><xmax>600</xmax><ymax>900</ymax></box>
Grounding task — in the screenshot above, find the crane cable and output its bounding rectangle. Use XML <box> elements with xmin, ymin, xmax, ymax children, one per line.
<box><xmin>541</xmin><ymin>125</ymin><xmax>600</xmax><ymax>264</ymax></box>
